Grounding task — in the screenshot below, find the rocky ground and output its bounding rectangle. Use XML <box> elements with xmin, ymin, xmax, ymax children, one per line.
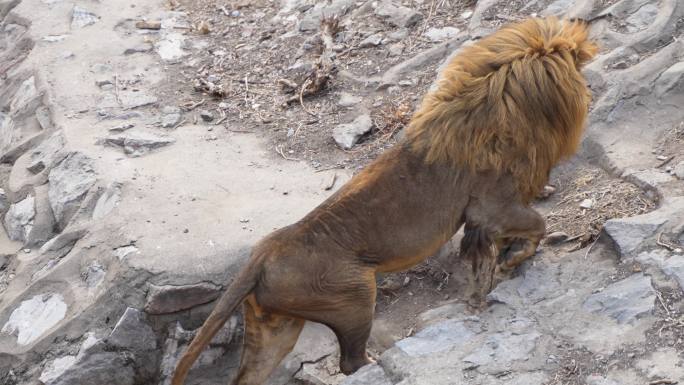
<box><xmin>0</xmin><ymin>0</ymin><xmax>683</xmax><ymax>384</ymax></box>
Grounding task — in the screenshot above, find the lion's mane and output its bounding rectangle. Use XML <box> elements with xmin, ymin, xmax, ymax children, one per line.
<box><xmin>406</xmin><ymin>17</ymin><xmax>598</xmax><ymax>202</ymax></box>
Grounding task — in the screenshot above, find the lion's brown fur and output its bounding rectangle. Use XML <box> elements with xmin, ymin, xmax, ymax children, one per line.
<box><xmin>406</xmin><ymin>17</ymin><xmax>598</xmax><ymax>202</ymax></box>
<box><xmin>172</xmin><ymin>17</ymin><xmax>597</xmax><ymax>385</ymax></box>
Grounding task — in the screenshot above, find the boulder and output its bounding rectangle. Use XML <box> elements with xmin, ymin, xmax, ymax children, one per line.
<box><xmin>145</xmin><ymin>282</ymin><xmax>222</xmax><ymax>314</ymax></box>
<box><xmin>107</xmin><ymin>307</ymin><xmax>157</xmax><ymax>351</ymax></box>
<box><xmin>48</xmin><ymin>152</ymin><xmax>97</xmax><ymax>227</ymax></box>
<box><xmin>3</xmin><ymin>195</ymin><xmax>35</xmax><ymax>242</ymax></box>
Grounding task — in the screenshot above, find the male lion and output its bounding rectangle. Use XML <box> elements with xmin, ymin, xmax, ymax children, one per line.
<box><xmin>172</xmin><ymin>17</ymin><xmax>597</xmax><ymax>385</ymax></box>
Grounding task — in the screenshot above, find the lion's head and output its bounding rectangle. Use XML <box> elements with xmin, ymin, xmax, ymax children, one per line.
<box><xmin>406</xmin><ymin>17</ymin><xmax>598</xmax><ymax>202</ymax></box>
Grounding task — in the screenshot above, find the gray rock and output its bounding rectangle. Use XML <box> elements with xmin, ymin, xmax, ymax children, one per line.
<box><xmin>48</xmin><ymin>152</ymin><xmax>97</xmax><ymax>227</ymax></box>
<box><xmin>4</xmin><ymin>195</ymin><xmax>35</xmax><ymax>242</ymax></box>
<box><xmin>102</xmin><ymin>131</ymin><xmax>175</xmax><ymax>157</ymax></box>
<box><xmin>545</xmin><ymin>231</ymin><xmax>569</xmax><ymax>245</ymax></box>
<box><xmin>1</xmin><ymin>293</ymin><xmax>67</xmax><ymax>345</ymax></box>
<box><xmin>0</xmin><ymin>112</ymin><xmax>15</xmax><ymax>155</ymax></box>
<box><xmin>145</xmin><ymin>282</ymin><xmax>222</xmax><ymax>314</ymax></box>
<box><xmin>674</xmin><ymin>160</ymin><xmax>684</xmax><ymax>180</ymax></box>
<box><xmin>340</xmin><ymin>364</ymin><xmax>392</xmax><ymax>385</ymax></box>
<box><xmin>625</xmin><ymin>169</ymin><xmax>673</xmax><ymax>190</ymax></box>
<box><xmin>462</xmin><ymin>331</ymin><xmax>540</xmax><ymax>374</ymax></box>
<box><xmin>586</xmin><ymin>375</ymin><xmax>620</xmax><ymax>385</ymax></box>
<box><xmin>387</xmin><ymin>28</ymin><xmax>409</xmax><ymax>41</ymax></box>
<box><xmin>199</xmin><ymin>109</ymin><xmax>214</xmax><ymax>122</ymax></box>
<box><xmin>83</xmin><ymin>261</ymin><xmax>106</xmax><ymax>288</ymax></box>
<box><xmin>662</xmin><ymin>255</ymin><xmax>684</xmax><ymax>290</ymax></box>
<box><xmin>39</xmin><ymin>229</ymin><xmax>87</xmax><ymax>260</ymax></box>
<box><xmin>161</xmin><ymin>106</ymin><xmax>182</xmax><ymax>128</ymax></box>
<box><xmin>113</xmin><ymin>245</ymin><xmax>138</xmax><ymax>261</ymax></box>
<box><xmin>655</xmin><ymin>61</ymin><xmax>684</xmax><ymax>97</ymax></box>
<box><xmin>123</xmin><ymin>43</ymin><xmax>153</xmax><ymax>55</ymax></box>
<box><xmin>26</xmin><ymin>132</ymin><xmax>66</xmax><ymax>174</ymax></box>
<box><xmin>395</xmin><ymin>318</ymin><xmax>480</xmax><ymax>356</ymax></box>
<box><xmin>298</xmin><ymin>0</ymin><xmax>355</xmax><ymax>31</ymax></box>
<box><xmin>40</xmin><ymin>355</ymin><xmax>78</xmax><ymax>385</ymax></box>
<box><xmin>119</xmin><ymin>91</ymin><xmax>158</xmax><ymax>109</ymax></box>
<box><xmin>338</xmin><ymin>93</ymin><xmax>362</xmax><ymax>107</ymax></box>
<box><xmin>92</xmin><ymin>182</ymin><xmax>122</xmax><ymax>220</ymax></box>
<box><xmin>374</xmin><ymin>0</ymin><xmax>422</xmax><ymax>28</ymax></box>
<box><xmin>635</xmin><ymin>249</ymin><xmax>669</xmax><ymax>267</ymax></box>
<box><xmin>517</xmin><ymin>263</ymin><xmax>562</xmax><ymax>304</ymax></box>
<box><xmin>50</xmin><ymin>352</ymin><xmax>134</xmax><ymax>385</ymax></box>
<box><xmin>333</xmin><ymin>114</ymin><xmax>373</xmax><ymax>150</ymax></box>
<box><xmin>10</xmin><ymin>76</ymin><xmax>39</xmax><ymax>114</ymax></box>
<box><xmin>583</xmin><ymin>273</ymin><xmax>655</xmax><ymax>324</ymax></box>
<box><xmin>388</xmin><ymin>42</ymin><xmax>405</xmax><ymax>57</ymax></box>
<box><xmin>542</xmin><ymin>0</ymin><xmax>574</xmax><ymax>16</ymax></box>
<box><xmin>155</xmin><ymin>32</ymin><xmax>187</xmax><ymax>62</ymax></box>
<box><xmin>108</xmin><ymin>307</ymin><xmax>157</xmax><ymax>351</ymax></box>
<box><xmin>109</xmin><ymin>123</ymin><xmax>135</xmax><ymax>133</ymax></box>
<box><xmin>604</xmin><ymin>198</ymin><xmax>684</xmax><ymax>258</ymax></box>
<box><xmin>625</xmin><ymin>3</ymin><xmax>658</xmax><ymax>33</ymax></box>
<box><xmin>71</xmin><ymin>6</ymin><xmax>99</xmax><ymax>29</ymax></box>
<box><xmin>0</xmin><ymin>188</ymin><xmax>7</xmax><ymax>212</ymax></box>
<box><xmin>359</xmin><ymin>33</ymin><xmax>383</xmax><ymax>48</ymax></box>
<box><xmin>423</xmin><ymin>27</ymin><xmax>460</xmax><ymax>42</ymax></box>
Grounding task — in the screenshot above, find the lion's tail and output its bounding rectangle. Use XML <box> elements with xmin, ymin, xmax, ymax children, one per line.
<box><xmin>171</xmin><ymin>261</ymin><xmax>260</xmax><ymax>385</ymax></box>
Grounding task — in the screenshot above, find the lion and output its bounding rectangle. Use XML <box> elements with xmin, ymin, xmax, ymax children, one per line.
<box><xmin>172</xmin><ymin>17</ymin><xmax>597</xmax><ymax>385</ymax></box>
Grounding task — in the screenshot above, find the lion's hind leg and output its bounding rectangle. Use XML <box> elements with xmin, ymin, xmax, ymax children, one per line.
<box><xmin>231</xmin><ymin>295</ymin><xmax>305</xmax><ymax>385</ymax></box>
<box><xmin>460</xmin><ymin>223</ymin><xmax>498</xmax><ymax>308</ymax></box>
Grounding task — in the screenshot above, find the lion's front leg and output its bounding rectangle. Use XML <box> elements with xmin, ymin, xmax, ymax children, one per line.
<box><xmin>461</xmin><ymin>197</ymin><xmax>546</xmax><ymax>307</ymax></box>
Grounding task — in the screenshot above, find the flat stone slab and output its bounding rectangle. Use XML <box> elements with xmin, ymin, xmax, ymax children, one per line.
<box><xmin>1</xmin><ymin>293</ymin><xmax>67</xmax><ymax>345</ymax></box>
<box><xmin>583</xmin><ymin>273</ymin><xmax>655</xmax><ymax>324</ymax></box>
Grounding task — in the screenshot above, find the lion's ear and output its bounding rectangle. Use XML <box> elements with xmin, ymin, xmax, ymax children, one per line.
<box><xmin>565</xmin><ymin>20</ymin><xmax>599</xmax><ymax>67</ymax></box>
<box><xmin>575</xmin><ymin>38</ymin><xmax>598</xmax><ymax>67</ymax></box>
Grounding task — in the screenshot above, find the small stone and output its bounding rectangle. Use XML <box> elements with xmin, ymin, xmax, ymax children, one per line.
<box><xmin>388</xmin><ymin>43</ymin><xmax>404</xmax><ymax>57</ymax></box>
<box><xmin>199</xmin><ymin>110</ymin><xmax>214</xmax><ymax>122</ymax></box>
<box><xmin>123</xmin><ymin>43</ymin><xmax>154</xmax><ymax>55</ymax></box>
<box><xmin>538</xmin><ymin>185</ymin><xmax>556</xmax><ymax>199</ymax></box>
<box><xmin>113</xmin><ymin>245</ymin><xmax>138</xmax><ymax>261</ymax></box>
<box><xmin>338</xmin><ymin>93</ymin><xmax>362</xmax><ymax>107</ymax></box>
<box><xmin>423</xmin><ymin>27</ymin><xmax>460</xmax><ymax>42</ymax></box>
<box><xmin>0</xmin><ymin>188</ymin><xmax>7</xmax><ymax>212</ymax></box>
<box><xmin>155</xmin><ymin>33</ymin><xmax>187</xmax><ymax>62</ymax></box>
<box><xmin>95</xmin><ymin>78</ymin><xmax>112</xmax><ymax>87</ymax></box>
<box><xmin>359</xmin><ymin>33</ymin><xmax>383</xmax><ymax>48</ymax></box>
<box><xmin>545</xmin><ymin>231</ymin><xmax>569</xmax><ymax>245</ymax></box>
<box><xmin>656</xmin><ymin>155</ymin><xmax>669</xmax><ymax>161</ymax></box>
<box><xmin>71</xmin><ymin>6</ymin><xmax>99</xmax><ymax>29</ymax></box>
<box><xmin>374</xmin><ymin>0</ymin><xmax>422</xmax><ymax>27</ymax></box>
<box><xmin>108</xmin><ymin>123</ymin><xmax>135</xmax><ymax>133</ymax></box>
<box><xmin>333</xmin><ymin>114</ymin><xmax>373</xmax><ymax>150</ymax></box>
<box><xmin>461</xmin><ymin>10</ymin><xmax>473</xmax><ymax>19</ymax></box>
<box><xmin>579</xmin><ymin>198</ymin><xmax>594</xmax><ymax>209</ymax></box>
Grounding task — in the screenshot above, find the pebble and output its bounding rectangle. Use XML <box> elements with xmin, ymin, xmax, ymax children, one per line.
<box><xmin>579</xmin><ymin>198</ymin><xmax>594</xmax><ymax>209</ymax></box>
<box><xmin>545</xmin><ymin>231</ymin><xmax>569</xmax><ymax>245</ymax></box>
<box><xmin>199</xmin><ymin>110</ymin><xmax>214</xmax><ymax>122</ymax></box>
